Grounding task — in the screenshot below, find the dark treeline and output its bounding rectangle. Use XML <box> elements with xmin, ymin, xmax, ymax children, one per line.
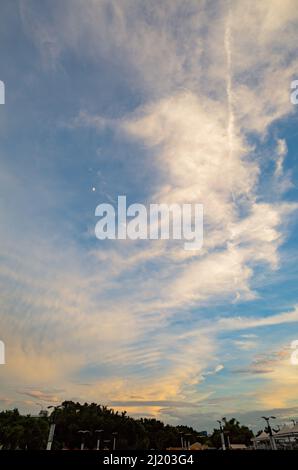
<box><xmin>0</xmin><ymin>401</ymin><xmax>253</xmax><ymax>450</ymax></box>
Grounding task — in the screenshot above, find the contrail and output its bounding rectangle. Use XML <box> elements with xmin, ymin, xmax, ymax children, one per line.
<box><xmin>225</xmin><ymin>5</ymin><xmax>239</xmax><ymax>300</ymax></box>
<box><xmin>224</xmin><ymin>6</ymin><xmax>236</xmax><ymax>203</ymax></box>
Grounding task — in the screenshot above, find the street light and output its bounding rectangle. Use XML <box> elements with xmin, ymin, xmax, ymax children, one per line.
<box><xmin>112</xmin><ymin>432</ymin><xmax>118</xmax><ymax>450</ymax></box>
<box><xmin>217</xmin><ymin>420</ymin><xmax>226</xmax><ymax>450</ymax></box>
<box><xmin>95</xmin><ymin>429</ymin><xmax>104</xmax><ymax>450</ymax></box>
<box><xmin>261</xmin><ymin>416</ymin><xmax>277</xmax><ymax>450</ymax></box>
<box><xmin>178</xmin><ymin>431</ymin><xmax>184</xmax><ymax>449</ymax></box>
<box><xmin>46</xmin><ymin>405</ymin><xmax>63</xmax><ymax>450</ymax></box>
<box><xmin>224</xmin><ymin>431</ymin><xmax>231</xmax><ymax>449</ymax></box>
<box><xmin>78</xmin><ymin>430</ymin><xmax>91</xmax><ymax>450</ymax></box>
<box><xmin>103</xmin><ymin>439</ymin><xmax>111</xmax><ymax>450</ymax></box>
<box><xmin>184</xmin><ymin>433</ymin><xmax>192</xmax><ymax>450</ymax></box>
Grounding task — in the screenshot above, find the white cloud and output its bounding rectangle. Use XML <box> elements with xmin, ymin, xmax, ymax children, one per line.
<box><xmin>233</xmin><ymin>340</ymin><xmax>257</xmax><ymax>351</ymax></box>
<box><xmin>1</xmin><ymin>0</ymin><xmax>296</xmax><ymax>423</ymax></box>
<box><xmin>216</xmin><ymin>306</ymin><xmax>298</xmax><ymax>331</ymax></box>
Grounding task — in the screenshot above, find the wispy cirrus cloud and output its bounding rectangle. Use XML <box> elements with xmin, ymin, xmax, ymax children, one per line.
<box><xmin>0</xmin><ymin>0</ymin><xmax>297</xmax><ymax>428</ymax></box>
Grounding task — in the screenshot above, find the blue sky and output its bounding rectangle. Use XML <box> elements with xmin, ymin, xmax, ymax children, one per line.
<box><xmin>0</xmin><ymin>0</ymin><xmax>298</xmax><ymax>432</ymax></box>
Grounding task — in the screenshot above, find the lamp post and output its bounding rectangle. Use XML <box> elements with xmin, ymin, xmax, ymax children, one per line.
<box><xmin>46</xmin><ymin>405</ymin><xmax>62</xmax><ymax>450</ymax></box>
<box><xmin>95</xmin><ymin>429</ymin><xmax>104</xmax><ymax>450</ymax></box>
<box><xmin>261</xmin><ymin>416</ymin><xmax>277</xmax><ymax>450</ymax></box>
<box><xmin>185</xmin><ymin>433</ymin><xmax>192</xmax><ymax>450</ymax></box>
<box><xmin>103</xmin><ymin>439</ymin><xmax>111</xmax><ymax>450</ymax></box>
<box><xmin>224</xmin><ymin>431</ymin><xmax>231</xmax><ymax>449</ymax></box>
<box><xmin>112</xmin><ymin>432</ymin><xmax>118</xmax><ymax>450</ymax></box>
<box><xmin>217</xmin><ymin>420</ymin><xmax>226</xmax><ymax>450</ymax></box>
<box><xmin>78</xmin><ymin>430</ymin><xmax>91</xmax><ymax>450</ymax></box>
<box><xmin>179</xmin><ymin>431</ymin><xmax>184</xmax><ymax>449</ymax></box>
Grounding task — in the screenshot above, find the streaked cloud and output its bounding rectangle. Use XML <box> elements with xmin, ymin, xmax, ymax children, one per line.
<box><xmin>0</xmin><ymin>0</ymin><xmax>297</xmax><ymax>429</ymax></box>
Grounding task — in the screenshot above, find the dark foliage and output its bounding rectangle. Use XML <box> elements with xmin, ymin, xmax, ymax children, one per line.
<box><xmin>0</xmin><ymin>402</ymin><xmax>253</xmax><ymax>450</ymax></box>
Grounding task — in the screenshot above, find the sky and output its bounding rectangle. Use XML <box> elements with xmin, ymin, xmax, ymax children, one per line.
<box><xmin>0</xmin><ymin>0</ymin><xmax>298</xmax><ymax>433</ymax></box>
